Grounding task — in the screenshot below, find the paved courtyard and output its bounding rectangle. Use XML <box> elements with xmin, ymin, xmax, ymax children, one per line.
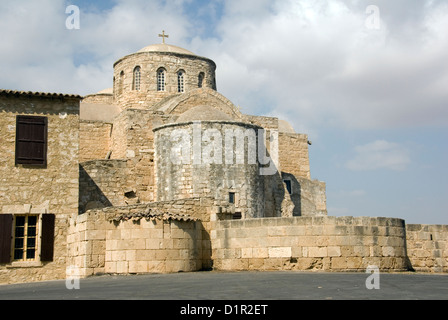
<box><xmin>0</xmin><ymin>271</ymin><xmax>447</xmax><ymax>301</ymax></box>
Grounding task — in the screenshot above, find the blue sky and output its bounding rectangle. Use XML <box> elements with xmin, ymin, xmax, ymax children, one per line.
<box><xmin>0</xmin><ymin>0</ymin><xmax>447</xmax><ymax>224</ymax></box>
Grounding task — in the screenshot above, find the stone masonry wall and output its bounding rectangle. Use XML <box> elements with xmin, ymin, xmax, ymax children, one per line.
<box><xmin>0</xmin><ymin>94</ymin><xmax>80</xmax><ymax>215</ymax></box>
<box><xmin>212</xmin><ymin>216</ymin><xmax>409</xmax><ymax>272</ymax></box>
<box><xmin>278</xmin><ymin>132</ymin><xmax>311</xmax><ymax>179</ymax></box>
<box><xmin>79</xmin><ymin>160</ymin><xmax>129</xmax><ymax>214</ymax></box>
<box><xmin>0</xmin><ymin>92</ymin><xmax>80</xmax><ymax>284</ymax></box>
<box><xmin>110</xmin><ymin>109</ymin><xmax>163</xmax><ymax>203</ymax></box>
<box><xmin>79</xmin><ymin>121</ymin><xmax>112</xmax><ymax>162</ymax></box>
<box><xmin>406</xmin><ymin>224</ymin><xmax>448</xmax><ymax>273</ymax></box>
<box><xmin>67</xmin><ymin>198</ymin><xmax>216</xmax><ymax>277</ymax></box>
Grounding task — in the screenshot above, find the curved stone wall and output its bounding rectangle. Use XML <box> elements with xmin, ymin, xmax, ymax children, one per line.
<box><xmin>212</xmin><ymin>216</ymin><xmax>410</xmax><ymax>272</ymax></box>
<box><xmin>154</xmin><ymin>121</ymin><xmax>265</xmax><ymax>218</ymax></box>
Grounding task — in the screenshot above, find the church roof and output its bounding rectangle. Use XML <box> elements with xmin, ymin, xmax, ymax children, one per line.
<box><xmin>137</xmin><ymin>43</ymin><xmax>196</xmax><ymax>56</ymax></box>
<box><xmin>0</xmin><ymin>89</ymin><xmax>82</xmax><ymax>99</ymax></box>
<box><xmin>95</xmin><ymin>88</ymin><xmax>113</xmax><ymax>95</ymax></box>
<box><xmin>176</xmin><ymin>105</ymin><xmax>234</xmax><ymax>123</ymax></box>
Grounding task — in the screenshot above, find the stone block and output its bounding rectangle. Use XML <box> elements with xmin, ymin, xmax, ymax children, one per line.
<box><xmin>327</xmin><ymin>246</ymin><xmax>341</xmax><ymax>257</ymax></box>
<box><xmin>263</xmin><ymin>258</ymin><xmax>286</xmax><ymax>270</ymax></box>
<box><xmin>248</xmin><ymin>258</ymin><xmax>264</xmax><ymax>270</ymax></box>
<box><xmin>268</xmin><ymin>247</ymin><xmax>292</xmax><ymax>258</ymax></box>
<box><xmin>346</xmin><ymin>257</ymin><xmax>363</xmax><ymax>269</ymax></box>
<box><xmin>382</xmin><ymin>246</ymin><xmax>396</xmax><ymax>257</ymax></box>
<box><xmin>116</xmin><ymin>261</ymin><xmax>129</xmax><ymax>273</ymax></box>
<box><xmin>242</xmin><ymin>247</ymin><xmax>253</xmax><ymax>259</ymax></box>
<box><xmin>148</xmin><ymin>261</ymin><xmax>166</xmax><ymax>273</ymax></box>
<box><xmin>330</xmin><ymin>257</ymin><xmax>347</xmax><ymax>269</ymax></box>
<box><xmin>129</xmin><ymin>261</ymin><xmax>148</xmax><ymax>273</ymax></box>
<box><xmin>252</xmin><ymin>247</ymin><xmax>269</xmax><ymax>258</ymax></box>
<box><xmin>308</xmin><ymin>246</ymin><xmax>327</xmax><ymax>258</ymax></box>
<box><xmin>105</xmin><ymin>262</ymin><xmax>117</xmax><ymax>273</ymax></box>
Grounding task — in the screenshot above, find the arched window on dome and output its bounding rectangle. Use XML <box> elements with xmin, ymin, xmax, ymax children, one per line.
<box><xmin>133</xmin><ymin>66</ymin><xmax>141</xmax><ymax>91</ymax></box>
<box><xmin>198</xmin><ymin>72</ymin><xmax>204</xmax><ymax>88</ymax></box>
<box><xmin>118</xmin><ymin>71</ymin><xmax>124</xmax><ymax>95</ymax></box>
<box><xmin>177</xmin><ymin>70</ymin><xmax>185</xmax><ymax>93</ymax></box>
<box><xmin>157</xmin><ymin>68</ymin><xmax>166</xmax><ymax>92</ymax></box>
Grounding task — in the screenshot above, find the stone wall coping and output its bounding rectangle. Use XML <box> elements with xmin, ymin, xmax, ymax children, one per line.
<box><xmin>109</xmin><ymin>210</ymin><xmax>200</xmax><ymax>223</ymax></box>
<box><xmin>216</xmin><ymin>216</ymin><xmax>406</xmax><ymax>229</ymax></box>
<box><xmin>153</xmin><ymin>120</ymin><xmax>263</xmax><ymax>132</ymax></box>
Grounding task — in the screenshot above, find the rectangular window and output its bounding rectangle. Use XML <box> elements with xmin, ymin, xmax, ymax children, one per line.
<box><xmin>13</xmin><ymin>215</ymin><xmax>38</xmax><ymax>261</ymax></box>
<box><xmin>229</xmin><ymin>192</ymin><xmax>235</xmax><ymax>204</ymax></box>
<box><xmin>15</xmin><ymin>115</ymin><xmax>48</xmax><ymax>166</ymax></box>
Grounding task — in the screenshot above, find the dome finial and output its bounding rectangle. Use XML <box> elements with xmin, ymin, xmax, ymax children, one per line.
<box><xmin>158</xmin><ymin>30</ymin><xmax>169</xmax><ymax>44</ymax></box>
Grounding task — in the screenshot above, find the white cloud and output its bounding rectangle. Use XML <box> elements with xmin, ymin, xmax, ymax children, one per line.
<box><xmin>0</xmin><ymin>0</ymin><xmax>193</xmax><ymax>95</ymax></box>
<box><xmin>192</xmin><ymin>0</ymin><xmax>448</xmax><ymax>132</ymax></box>
<box><xmin>1</xmin><ymin>0</ymin><xmax>447</xmax><ymax>132</ymax></box>
<box><xmin>345</xmin><ymin>140</ymin><xmax>411</xmax><ymax>171</ymax></box>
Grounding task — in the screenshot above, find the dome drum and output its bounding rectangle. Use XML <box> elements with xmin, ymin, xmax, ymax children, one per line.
<box><xmin>113</xmin><ymin>44</ymin><xmax>217</xmax><ymax>109</ymax></box>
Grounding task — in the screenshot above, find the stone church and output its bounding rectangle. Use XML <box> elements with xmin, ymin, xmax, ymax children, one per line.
<box><xmin>0</xmin><ymin>38</ymin><xmax>446</xmax><ymax>284</ymax></box>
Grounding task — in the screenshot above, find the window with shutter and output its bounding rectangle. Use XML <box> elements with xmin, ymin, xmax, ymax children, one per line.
<box><xmin>15</xmin><ymin>116</ymin><xmax>48</xmax><ymax>166</ymax></box>
<box><xmin>0</xmin><ymin>215</ymin><xmax>13</xmax><ymax>264</ymax></box>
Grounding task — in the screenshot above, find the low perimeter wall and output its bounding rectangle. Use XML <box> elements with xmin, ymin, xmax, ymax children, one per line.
<box><xmin>67</xmin><ymin>198</ymin><xmax>215</xmax><ymax>277</ymax></box>
<box><xmin>406</xmin><ymin>224</ymin><xmax>448</xmax><ymax>273</ymax></box>
<box><xmin>212</xmin><ymin>216</ymin><xmax>410</xmax><ymax>272</ymax></box>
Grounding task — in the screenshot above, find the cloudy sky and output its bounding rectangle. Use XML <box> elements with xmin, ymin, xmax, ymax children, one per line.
<box><xmin>1</xmin><ymin>0</ymin><xmax>447</xmax><ymax>224</ymax></box>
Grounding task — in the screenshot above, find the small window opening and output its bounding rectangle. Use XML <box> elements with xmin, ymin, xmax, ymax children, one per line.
<box><xmin>198</xmin><ymin>72</ymin><xmax>204</xmax><ymax>88</ymax></box>
<box><xmin>177</xmin><ymin>70</ymin><xmax>185</xmax><ymax>93</ymax></box>
<box><xmin>118</xmin><ymin>71</ymin><xmax>124</xmax><ymax>95</ymax></box>
<box><xmin>229</xmin><ymin>192</ymin><xmax>235</xmax><ymax>204</ymax></box>
<box><xmin>283</xmin><ymin>179</ymin><xmax>292</xmax><ymax>195</ymax></box>
<box><xmin>157</xmin><ymin>68</ymin><xmax>166</xmax><ymax>91</ymax></box>
<box><xmin>133</xmin><ymin>66</ymin><xmax>141</xmax><ymax>91</ymax></box>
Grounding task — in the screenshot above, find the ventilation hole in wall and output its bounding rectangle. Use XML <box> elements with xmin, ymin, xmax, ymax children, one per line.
<box><xmin>430</xmin><ymin>234</ymin><xmax>433</xmax><ymax>241</ymax></box>
<box><xmin>125</xmin><ymin>191</ymin><xmax>137</xmax><ymax>199</ymax></box>
<box><xmin>290</xmin><ymin>258</ymin><xmax>298</xmax><ymax>264</ymax></box>
<box><xmin>233</xmin><ymin>212</ymin><xmax>242</xmax><ymax>220</ymax></box>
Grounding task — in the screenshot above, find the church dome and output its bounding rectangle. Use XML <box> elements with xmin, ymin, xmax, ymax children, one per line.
<box><xmin>176</xmin><ymin>105</ymin><xmax>233</xmax><ymax>123</ymax></box>
<box><xmin>137</xmin><ymin>43</ymin><xmax>196</xmax><ymax>56</ymax></box>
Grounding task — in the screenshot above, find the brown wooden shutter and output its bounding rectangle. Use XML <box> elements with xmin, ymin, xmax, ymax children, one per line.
<box><xmin>41</xmin><ymin>214</ymin><xmax>55</xmax><ymax>262</ymax></box>
<box><xmin>15</xmin><ymin>116</ymin><xmax>48</xmax><ymax>166</ymax></box>
<box><xmin>0</xmin><ymin>215</ymin><xmax>13</xmax><ymax>264</ymax></box>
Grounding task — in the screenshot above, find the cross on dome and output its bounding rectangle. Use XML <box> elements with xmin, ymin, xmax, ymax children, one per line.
<box><xmin>158</xmin><ymin>30</ymin><xmax>169</xmax><ymax>44</ymax></box>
